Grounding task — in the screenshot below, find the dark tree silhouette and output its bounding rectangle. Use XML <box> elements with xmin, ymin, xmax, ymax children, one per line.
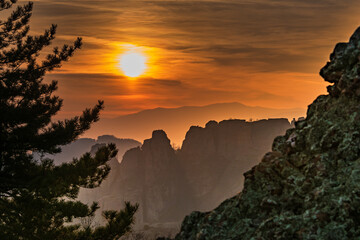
<box><xmin>0</xmin><ymin>1</ymin><xmax>138</xmax><ymax>239</ymax></box>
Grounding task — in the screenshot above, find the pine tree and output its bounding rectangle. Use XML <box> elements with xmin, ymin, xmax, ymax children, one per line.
<box><xmin>0</xmin><ymin>1</ymin><xmax>138</xmax><ymax>239</ymax></box>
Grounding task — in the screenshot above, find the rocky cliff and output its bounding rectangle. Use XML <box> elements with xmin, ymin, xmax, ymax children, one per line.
<box><xmin>118</xmin><ymin>130</ymin><xmax>188</xmax><ymax>225</ymax></box>
<box><xmin>79</xmin><ymin>118</ymin><xmax>291</xmax><ymax>229</ymax></box>
<box><xmin>79</xmin><ymin>131</ymin><xmax>189</xmax><ymax>228</ymax></box>
<box><xmin>171</xmin><ymin>27</ymin><xmax>360</xmax><ymax>240</ymax></box>
<box><xmin>180</xmin><ymin>119</ymin><xmax>291</xmax><ymax>212</ymax></box>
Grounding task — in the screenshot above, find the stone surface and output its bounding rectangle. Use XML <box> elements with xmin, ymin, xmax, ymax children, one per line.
<box><xmin>171</xmin><ymin>27</ymin><xmax>360</xmax><ymax>240</ymax></box>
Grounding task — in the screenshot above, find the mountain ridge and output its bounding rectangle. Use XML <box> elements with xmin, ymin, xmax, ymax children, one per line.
<box><xmin>33</xmin><ymin>135</ymin><xmax>141</xmax><ymax>165</ymax></box>
<box><xmin>85</xmin><ymin>102</ymin><xmax>305</xmax><ymax>145</ymax></box>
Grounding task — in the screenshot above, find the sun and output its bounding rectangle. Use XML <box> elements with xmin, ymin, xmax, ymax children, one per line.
<box><xmin>119</xmin><ymin>51</ymin><xmax>147</xmax><ymax>77</ymax></box>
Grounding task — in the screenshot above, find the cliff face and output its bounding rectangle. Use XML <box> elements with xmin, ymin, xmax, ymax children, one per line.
<box><xmin>119</xmin><ymin>130</ymin><xmax>187</xmax><ymax>224</ymax></box>
<box><xmin>79</xmin><ymin>131</ymin><xmax>188</xmax><ymax>227</ymax></box>
<box><xmin>180</xmin><ymin>119</ymin><xmax>290</xmax><ymax>211</ymax></box>
<box><xmin>80</xmin><ymin>118</ymin><xmax>291</xmax><ymax>228</ymax></box>
<box><xmin>172</xmin><ymin>27</ymin><xmax>360</xmax><ymax>240</ymax></box>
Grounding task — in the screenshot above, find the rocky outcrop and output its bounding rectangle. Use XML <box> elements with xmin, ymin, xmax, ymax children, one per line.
<box><xmin>180</xmin><ymin>119</ymin><xmax>290</xmax><ymax>211</ymax></box>
<box><xmin>80</xmin><ymin>118</ymin><xmax>291</xmax><ymax>228</ymax></box>
<box><xmin>172</xmin><ymin>27</ymin><xmax>360</xmax><ymax>240</ymax></box>
<box><xmin>79</xmin><ymin>131</ymin><xmax>189</xmax><ymax>227</ymax></box>
<box><xmin>117</xmin><ymin>130</ymin><xmax>188</xmax><ymax>225</ymax></box>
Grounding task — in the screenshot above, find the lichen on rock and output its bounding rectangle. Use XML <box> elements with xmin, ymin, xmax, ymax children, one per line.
<box><xmin>170</xmin><ymin>27</ymin><xmax>360</xmax><ymax>240</ymax></box>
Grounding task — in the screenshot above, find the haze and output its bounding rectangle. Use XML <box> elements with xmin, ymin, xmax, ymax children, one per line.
<box><xmin>13</xmin><ymin>0</ymin><xmax>359</xmax><ymax>124</ymax></box>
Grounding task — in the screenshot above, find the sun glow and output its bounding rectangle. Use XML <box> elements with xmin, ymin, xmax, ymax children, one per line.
<box><xmin>119</xmin><ymin>50</ymin><xmax>147</xmax><ymax>77</ymax></box>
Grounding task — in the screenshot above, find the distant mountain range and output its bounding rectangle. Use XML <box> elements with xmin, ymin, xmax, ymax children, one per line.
<box><xmin>33</xmin><ymin>135</ymin><xmax>141</xmax><ymax>165</ymax></box>
<box><xmin>85</xmin><ymin>102</ymin><xmax>305</xmax><ymax>145</ymax></box>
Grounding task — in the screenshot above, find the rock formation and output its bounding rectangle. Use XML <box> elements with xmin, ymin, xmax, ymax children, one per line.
<box><xmin>171</xmin><ymin>27</ymin><xmax>360</xmax><ymax>240</ymax></box>
<box><xmin>79</xmin><ymin>118</ymin><xmax>291</xmax><ymax>229</ymax></box>
<box><xmin>118</xmin><ymin>130</ymin><xmax>189</xmax><ymax>225</ymax></box>
<box><xmin>180</xmin><ymin>119</ymin><xmax>291</xmax><ymax>211</ymax></box>
<box><xmin>79</xmin><ymin>131</ymin><xmax>189</xmax><ymax>228</ymax></box>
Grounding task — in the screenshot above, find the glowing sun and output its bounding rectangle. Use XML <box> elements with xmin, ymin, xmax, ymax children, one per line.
<box><xmin>119</xmin><ymin>51</ymin><xmax>147</xmax><ymax>77</ymax></box>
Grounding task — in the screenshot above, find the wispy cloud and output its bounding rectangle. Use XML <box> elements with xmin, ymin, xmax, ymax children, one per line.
<box><xmin>16</xmin><ymin>0</ymin><xmax>360</xmax><ymax>117</ymax></box>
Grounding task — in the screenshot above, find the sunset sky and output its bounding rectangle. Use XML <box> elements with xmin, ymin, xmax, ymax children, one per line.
<box><xmin>16</xmin><ymin>0</ymin><xmax>360</xmax><ymax>119</ymax></box>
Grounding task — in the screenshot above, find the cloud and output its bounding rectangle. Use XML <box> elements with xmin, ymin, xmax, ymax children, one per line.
<box><xmin>46</xmin><ymin>72</ymin><xmax>300</xmax><ymax>119</ymax></box>
<box><xmin>16</xmin><ymin>0</ymin><xmax>360</xmax><ymax>117</ymax></box>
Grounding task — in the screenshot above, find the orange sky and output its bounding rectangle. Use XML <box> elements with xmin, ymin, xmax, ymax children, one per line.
<box><xmin>15</xmin><ymin>0</ymin><xmax>360</xmax><ymax>119</ymax></box>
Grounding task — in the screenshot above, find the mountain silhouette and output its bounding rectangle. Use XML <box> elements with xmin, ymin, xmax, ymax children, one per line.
<box><xmin>79</xmin><ymin>118</ymin><xmax>291</xmax><ymax>232</ymax></box>
<box><xmin>33</xmin><ymin>135</ymin><xmax>141</xmax><ymax>165</ymax></box>
<box><xmin>85</xmin><ymin>102</ymin><xmax>304</xmax><ymax>145</ymax></box>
